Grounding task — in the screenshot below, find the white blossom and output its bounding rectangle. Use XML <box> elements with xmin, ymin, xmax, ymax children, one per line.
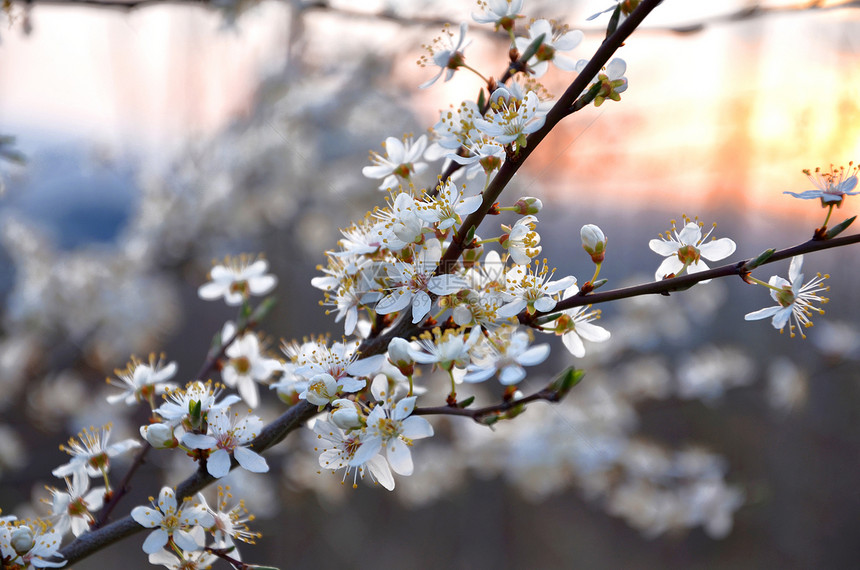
<box><xmin>131</xmin><ymin>487</ymin><xmax>214</xmax><ymax>555</ymax></box>
<box><xmin>649</xmin><ymin>220</ymin><xmax>736</xmax><ymax>281</ymax></box>
<box><xmin>744</xmin><ymin>255</ymin><xmax>829</xmax><ymax>338</ymax></box>
<box><xmin>198</xmin><ymin>256</ymin><xmax>276</xmax><ymax>306</ymax></box>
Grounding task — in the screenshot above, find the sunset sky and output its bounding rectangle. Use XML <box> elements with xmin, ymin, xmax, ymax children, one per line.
<box><xmin>1</xmin><ymin>1</ymin><xmax>858</xmax><ymax>222</ymax></box>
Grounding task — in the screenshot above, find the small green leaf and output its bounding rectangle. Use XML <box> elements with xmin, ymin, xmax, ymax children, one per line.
<box><xmin>826</xmin><ymin>215</ymin><xmax>857</xmax><ymax>239</ymax></box>
<box><xmin>250</xmin><ymin>296</ymin><xmax>277</xmax><ymax>324</ymax></box>
<box><xmin>481</xmin><ymin>414</ymin><xmax>500</xmax><ymax>427</ymax></box>
<box><xmin>742</xmin><ymin>248</ymin><xmax>776</xmax><ymax>272</ymax></box>
<box><xmin>457</xmin><ymin>396</ymin><xmax>475</xmax><ymax>408</ymax></box>
<box><xmin>464</xmin><ymin>224</ymin><xmax>477</xmax><ymax>244</ymax></box>
<box><xmin>606</xmin><ymin>5</ymin><xmax>622</xmax><ymax>38</ymax></box>
<box><xmin>570</xmin><ymin>82</ymin><xmax>602</xmax><ymax>113</ymax></box>
<box><xmin>519</xmin><ymin>33</ymin><xmax>546</xmax><ymax>64</ymax></box>
<box><xmin>550</xmin><ymin>367</ymin><xmax>584</xmax><ymax>398</ymax></box>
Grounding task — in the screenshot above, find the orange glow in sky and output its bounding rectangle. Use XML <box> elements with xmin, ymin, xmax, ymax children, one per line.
<box><xmin>1</xmin><ymin>1</ymin><xmax>859</xmax><ymax>226</ymax></box>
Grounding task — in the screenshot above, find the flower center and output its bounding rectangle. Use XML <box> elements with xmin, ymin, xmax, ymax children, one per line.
<box><xmin>775</xmin><ymin>286</ymin><xmax>796</xmax><ymax>308</ymax></box>
<box><xmin>229</xmin><ymin>280</ymin><xmax>249</xmax><ymax>296</ymax></box>
<box><xmin>88</xmin><ymin>452</ymin><xmax>109</xmax><ymax>471</ymax></box>
<box><xmin>534</xmin><ymin>43</ymin><xmax>556</xmax><ymax>62</ymax></box>
<box><xmin>68</xmin><ymin>497</ymin><xmax>90</xmax><ymax>517</ymax></box>
<box><xmin>676</xmin><ymin>244</ymin><xmax>700</xmax><ymax>265</ymax></box>
<box><xmin>231</xmin><ymin>356</ymin><xmax>251</xmax><ymax>375</ymax></box>
<box><xmin>393</xmin><ymin>163</ymin><xmax>414</xmax><ymax>178</ymax></box>
<box><xmin>161</xmin><ymin>513</ymin><xmax>180</xmax><ymax>533</ymax></box>
<box><xmin>377</xmin><ymin>417</ymin><xmax>401</xmax><ymax>439</ymax></box>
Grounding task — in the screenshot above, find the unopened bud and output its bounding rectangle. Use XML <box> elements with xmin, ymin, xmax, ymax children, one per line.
<box><xmin>513</xmin><ymin>197</ymin><xmax>543</xmax><ymax>215</ymax></box>
<box><xmin>331</xmin><ymin>399</ymin><xmax>361</xmax><ymax>430</ymax></box>
<box><xmin>141</xmin><ymin>423</ymin><xmax>176</xmax><ymax>449</ymax></box>
<box><xmin>581</xmin><ymin>224</ymin><xmax>607</xmax><ymax>263</ymax></box>
<box><xmin>11</xmin><ymin>525</ymin><xmax>35</xmax><ymax>555</ymax></box>
<box><xmin>387</xmin><ymin>337</ymin><xmax>415</xmax><ymax>376</ymax></box>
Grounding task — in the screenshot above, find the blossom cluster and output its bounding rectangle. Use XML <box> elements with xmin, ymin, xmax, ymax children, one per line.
<box><xmin>1</xmin><ymin>1</ymin><xmax>858</xmax><ymax>567</ymax></box>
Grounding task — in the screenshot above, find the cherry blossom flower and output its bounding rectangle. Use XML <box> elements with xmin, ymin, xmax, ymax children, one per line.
<box><xmin>198</xmin><ymin>255</ymin><xmax>277</xmax><ymax>306</ymax></box>
<box><xmin>48</xmin><ymin>475</ymin><xmax>105</xmax><ymax>537</ymax></box>
<box><xmin>299</xmin><ymin>372</ymin><xmax>366</xmax><ymax>408</ymax></box>
<box><xmin>514</xmin><ymin>19</ymin><xmax>583</xmax><ymax>77</ymax></box>
<box><xmin>312</xmin><ymin>254</ymin><xmax>382</xmax><ymax>335</ymax></box>
<box><xmin>472</xmin><ymin>0</ymin><xmax>524</xmax><ymax>31</ymax></box>
<box><xmin>502</xmin><ymin>215</ymin><xmax>542</xmax><ymax>265</ymax></box>
<box><xmin>314</xmin><ymin>419</ymin><xmax>395</xmax><ymax>490</ymax></box>
<box><xmin>431</xmin><ymin>99</ymin><xmax>482</xmax><ymax>151</ymax></box>
<box><xmin>415</xmin><ymin>179</ymin><xmax>482</xmax><ymax>230</ymax></box>
<box><xmin>220</xmin><ymin>322</ymin><xmax>282</xmax><ymax>409</ymax></box>
<box><xmin>784</xmin><ymin>163</ymin><xmax>860</xmax><ymax>205</ymax></box>
<box><xmin>290</xmin><ymin>337</ymin><xmax>384</xmax><ymax>387</ymax></box>
<box><xmin>418</xmin><ymin>23</ymin><xmax>470</xmax><ymax>89</ymax></box>
<box><xmin>182</xmin><ymin>408</ymin><xmax>268</xmax><ymax>478</ymax></box>
<box><xmin>350</xmin><ymin>376</ymin><xmax>434</xmax><ymax>476</ymax></box>
<box><xmin>0</xmin><ymin>522</ymin><xmax>65</xmax><ymax>569</ymax></box>
<box><xmin>329</xmin><ymin>216</ymin><xmax>386</xmax><ymax>258</ymax></box>
<box><xmin>375</xmin><ymin>191</ymin><xmax>425</xmax><ymax>251</ymax></box>
<box><xmin>452</xmin><ymin>288</ymin><xmax>510</xmax><ymax>329</ymax></box>
<box><xmin>447</xmin><ymin>137</ymin><xmax>506</xmax><ymax>178</ymax></box>
<box><xmin>106</xmin><ymin>353</ymin><xmax>178</xmax><ymax>407</ymax></box>
<box><xmin>463</xmin><ymin>327</ymin><xmax>550</xmax><ymax>385</ymax></box>
<box><xmin>52</xmin><ymin>424</ymin><xmax>141</xmax><ymax>482</ymax></box>
<box><xmin>362</xmin><ymin>135</ymin><xmax>429</xmax><ymax>190</ymax></box>
<box><xmin>408</xmin><ymin>327</ymin><xmax>481</xmax><ymax>371</ymax></box>
<box><xmin>542</xmin><ymin>284</ymin><xmax>611</xmax><ymax>358</ymax></box>
<box><xmin>649</xmin><ymin>219</ymin><xmax>736</xmax><ymax>281</ymax></box>
<box><xmin>375</xmin><ymin>239</ymin><xmax>469</xmax><ymax>324</ymax></box>
<box><xmin>131</xmin><ymin>487</ymin><xmax>214</xmax><ymax>555</ymax></box>
<box><xmin>497</xmin><ymin>260</ymin><xmax>576</xmax><ymax>317</ymax></box>
<box><xmin>474</xmin><ymin>88</ymin><xmax>546</xmax><ymax>150</ymax></box>
<box><xmin>744</xmin><ymin>255</ymin><xmax>829</xmax><ymax>338</ymax></box>
<box><xmin>156</xmin><ymin>381</ymin><xmax>241</xmax><ymax>426</ymax></box>
<box><xmin>575</xmin><ymin>57</ymin><xmax>629</xmax><ymax>106</ymax></box>
<box><xmin>195</xmin><ymin>487</ymin><xmax>261</xmax><ymax>558</ymax></box>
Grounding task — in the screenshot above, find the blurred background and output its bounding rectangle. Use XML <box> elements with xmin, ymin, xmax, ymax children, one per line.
<box><xmin>1</xmin><ymin>0</ymin><xmax>860</xmax><ymax>568</ymax></box>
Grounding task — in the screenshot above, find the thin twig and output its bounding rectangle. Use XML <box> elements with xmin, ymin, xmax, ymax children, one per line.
<box><xmin>544</xmin><ymin>232</ymin><xmax>860</xmax><ymax>314</ymax></box>
<box><xmin>414</xmin><ymin>387</ymin><xmax>558</xmax><ymax>421</ymax></box>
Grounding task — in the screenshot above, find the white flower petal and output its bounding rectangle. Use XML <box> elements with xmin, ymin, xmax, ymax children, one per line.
<box><xmin>649</xmin><ymin>239</ymin><xmax>680</xmax><ymax>256</ymax></box>
<box><xmin>575</xmin><ymin>321</ymin><xmax>611</xmax><ymax>342</ymax></box>
<box><xmin>207</xmin><ymin>449</ymin><xmax>232</xmax><ymax>478</ymax></box>
<box><xmin>498</xmin><ymin>365</ymin><xmax>526</xmax><ymax>385</ymax></box>
<box><xmin>141</xmin><ymin>529</ymin><xmax>169</xmax><ymax>554</ymax></box>
<box><xmin>401</xmin><ymin>415</ymin><xmax>434</xmax><ymax>439</ymax></box>
<box><xmin>744</xmin><ymin>306</ymin><xmax>782</xmax><ymax>321</ymax></box>
<box><xmin>699</xmin><ymin>237</ymin><xmax>736</xmax><ymax>261</ymax></box>
<box><xmin>234</xmin><ymin>446</ymin><xmax>269</xmax><ymax>473</ymax></box>
<box><xmin>654</xmin><ymin>256</ymin><xmax>683</xmax><ymax>280</ymax></box>
<box><xmin>131</xmin><ymin>507</ymin><xmax>162</xmax><ymax>528</ymax></box>
<box><xmin>562</xmin><ymin>331</ymin><xmax>586</xmax><ymax>357</ymax></box>
<box><xmin>411</xmin><ymin>290</ymin><xmax>433</xmax><ymax>323</ymax></box>
<box><xmin>386</xmin><ymin>439</ymin><xmax>414</xmax><ymax>476</ymax></box>
<box><xmin>517</xmin><ymin>343</ymin><xmax>551</xmax><ymax>366</ymax></box>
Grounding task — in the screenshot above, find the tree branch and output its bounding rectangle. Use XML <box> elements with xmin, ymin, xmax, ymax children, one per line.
<box><xmin>57</xmin><ymin>399</ymin><xmax>318</xmax><ymax>564</ymax></box>
<box><xmin>356</xmin><ymin>0</ymin><xmax>664</xmax><ymax>359</ymax></box>
<box><xmin>543</xmin><ymin>231</ymin><xmax>860</xmax><ymax>314</ymax></box>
